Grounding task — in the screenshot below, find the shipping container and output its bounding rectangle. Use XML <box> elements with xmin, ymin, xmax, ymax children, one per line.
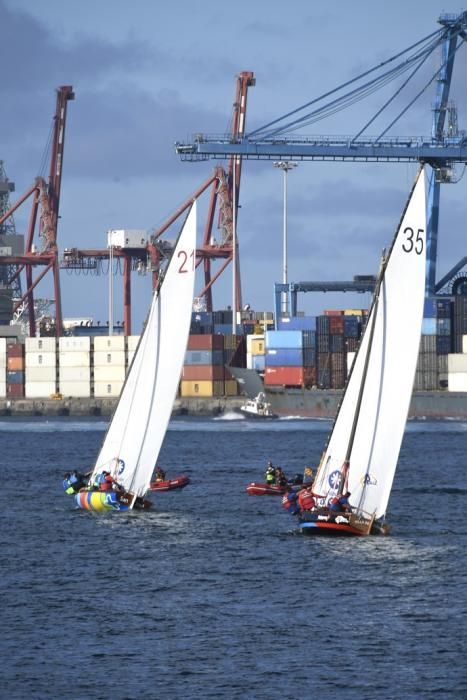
<box><xmin>224</xmin><ymin>379</ymin><xmax>239</xmax><ymax>396</ymax></box>
<box><xmin>317</xmin><ymin>316</ymin><xmax>330</xmax><ymax>335</ymax></box>
<box><xmin>223</xmin><ymin>334</ymin><xmax>243</xmax><ymax>351</ymax></box>
<box><xmin>59</xmin><ymin>367</ymin><xmax>91</xmax><ymax>382</ymax></box>
<box><xmin>7</xmin><ymin>383</ymin><xmax>24</xmax><ymax>397</ymax></box>
<box><xmin>345</xmin><ymin>337</ymin><xmax>359</xmax><ymax>352</ymax></box>
<box><xmin>265</xmin><ymin>348</ymin><xmax>303</xmax><ymax>366</ymax></box>
<box><xmin>448</xmin><ymin>373</ymin><xmax>467</xmax><ymax>392</ymax></box>
<box><xmin>343</xmin><ymin>317</ymin><xmax>360</xmax><ymax>338</ymax></box>
<box><xmin>180</xmin><ymin>380</ymin><xmax>224</xmax><ymax>397</ymax></box>
<box><xmin>94</xmin><ymin>366</ymin><xmax>126</xmax><ymax>382</ymax></box>
<box><xmin>448</xmin><ymin>353</ymin><xmax>467</xmax><ymax>373</ymax></box>
<box><xmin>7</xmin><ymin>370</ymin><xmax>24</xmax><ymax>384</ymax></box>
<box><xmin>26</xmin><ymin>337</ymin><xmax>57</xmax><ymax>352</ymax></box>
<box><xmin>25</xmin><ymin>381</ymin><xmax>57</xmax><ymax>398</ymax></box>
<box><xmin>330</xmin><ymin>334</ymin><xmax>344</xmax><ymax>352</ymax></box>
<box><xmin>303</xmin><ymin>348</ymin><xmax>316</xmax><ymax>367</ymax></box>
<box><xmin>187</xmin><ymin>334</ymin><xmax>224</xmax><ymax>351</ymax></box>
<box><xmin>266</xmin><ymin>330</ymin><xmax>303</xmax><ymax>349</ymax></box>
<box><xmin>0</xmin><ymin>351</ymin><xmax>6</xmax><ymax>367</ymax></box>
<box><xmin>421</xmin><ymin>318</ymin><xmax>437</xmax><ymax>335</ymax></box>
<box><xmin>94</xmin><ymin>335</ymin><xmax>126</xmax><ymax>351</ymax></box>
<box><xmin>329</xmin><ymin>316</ymin><xmax>344</xmax><ymax>334</ymax></box>
<box><xmin>264</xmin><ymin>366</ymin><xmax>305</xmax><ymax>386</ymax></box>
<box><xmin>182</xmin><ymin>365</ymin><xmax>225</xmax><ymax>381</ymax></box>
<box><xmin>7</xmin><ymin>356</ymin><xmax>25</xmax><ymax>371</ymax></box>
<box><xmin>277</xmin><ymin>316</ymin><xmax>316</xmax><ymax>331</ymax></box>
<box><xmin>436</xmin><ymin>298</ymin><xmax>452</xmax><ymax>318</ymax></box>
<box><xmin>302</xmin><ymin>331</ymin><xmax>316</xmax><ymax>348</ymax></box>
<box><xmin>436</xmin><ymin>318</ymin><xmax>451</xmax><ymax>336</ymax></box>
<box><xmin>7</xmin><ymin>343</ymin><xmax>24</xmax><ymax>358</ymax></box>
<box><xmin>59</xmin><ymin>380</ymin><xmax>92</xmax><ymax>398</ymax></box>
<box><xmin>94</xmin><ymin>350</ymin><xmax>126</xmax><ymax>366</ymax></box>
<box><xmin>26</xmin><ymin>367</ymin><xmax>56</xmax><ymax>382</ymax></box>
<box><xmin>324</xmin><ymin>309</ymin><xmax>344</xmax><ymax>316</ymax></box>
<box><xmin>58</xmin><ymin>351</ymin><xmax>91</xmax><ymax>367</ymax></box>
<box><xmin>0</xmin><ymin>381</ymin><xmax>6</xmax><ymax>398</ymax></box>
<box><xmin>317</xmin><ymin>334</ymin><xmax>330</xmax><ymax>352</ymax></box>
<box><xmin>59</xmin><ymin>337</ymin><xmax>91</xmax><ymax>352</ymax></box>
<box><xmin>420</xmin><ymin>335</ymin><xmax>436</xmax><ymax>353</ymax></box>
<box><xmin>26</xmin><ymin>351</ymin><xmax>56</xmax><ymax>367</ymax></box>
<box><xmin>0</xmin><ymin>338</ymin><xmax>6</xmax><ymax>353</ymax></box>
<box><xmin>184</xmin><ymin>349</ymin><xmax>224</xmax><ymax>366</ymax></box>
<box><xmin>127</xmin><ymin>351</ymin><xmax>135</xmax><ymax>366</ymax></box>
<box><xmin>423</xmin><ymin>298</ymin><xmax>437</xmax><ymax>318</ymax></box>
<box><xmin>248</xmin><ymin>354</ymin><xmax>265</xmax><ymax>371</ymax></box>
<box><xmin>94</xmin><ymin>381</ymin><xmax>124</xmax><ymax>397</ymax></box>
<box><xmin>436</xmin><ymin>335</ymin><xmax>452</xmax><ymax>355</ymax></box>
<box><xmin>247</xmin><ymin>336</ymin><xmax>265</xmax><ymax>355</ymax></box>
<box><xmin>463</xmin><ymin>335</ymin><xmax>467</xmax><ymax>354</ymax></box>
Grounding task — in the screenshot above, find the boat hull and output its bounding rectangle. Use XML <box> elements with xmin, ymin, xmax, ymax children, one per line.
<box><xmin>74</xmin><ymin>491</ymin><xmax>130</xmax><ymax>512</ymax></box>
<box><xmin>299</xmin><ymin>521</ymin><xmax>366</xmax><ymax>536</ymax></box>
<box><xmin>148</xmin><ymin>475</ymin><xmax>190</xmax><ymax>491</ymax></box>
<box><xmin>246</xmin><ymin>482</ymin><xmax>287</xmax><ymax>495</ymax></box>
<box><xmin>239</xmin><ymin>409</ymin><xmax>278</xmax><ymax>420</ymax></box>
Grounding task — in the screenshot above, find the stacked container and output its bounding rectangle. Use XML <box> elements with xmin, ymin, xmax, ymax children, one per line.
<box><xmin>452</xmin><ymin>296</ymin><xmax>466</xmax><ymax>353</ymax></box>
<box><xmin>223</xmin><ymin>334</ymin><xmax>242</xmax><ymax>396</ymax></box>
<box><xmin>0</xmin><ymin>338</ymin><xmax>6</xmax><ymax>397</ymax></box>
<box><xmin>6</xmin><ymin>342</ymin><xmax>25</xmax><ymax>398</ymax></box>
<box><xmin>415</xmin><ymin>297</ymin><xmax>452</xmax><ymax>390</ymax></box>
<box><xmin>264</xmin><ymin>329</ymin><xmax>305</xmax><ymax>387</ymax></box>
<box><xmin>59</xmin><ymin>336</ymin><xmax>92</xmax><ymax>397</ymax></box>
<box><xmin>246</xmin><ymin>334</ymin><xmax>265</xmax><ymax>371</ymax></box>
<box><xmin>126</xmin><ymin>335</ymin><xmax>140</xmax><ymax>367</ymax></box>
<box><xmin>25</xmin><ymin>337</ymin><xmax>57</xmax><ymax>398</ymax></box>
<box><xmin>93</xmin><ymin>335</ymin><xmax>125</xmax><ymax>397</ymax></box>
<box><xmin>181</xmin><ymin>334</ymin><xmax>225</xmax><ymax>397</ymax></box>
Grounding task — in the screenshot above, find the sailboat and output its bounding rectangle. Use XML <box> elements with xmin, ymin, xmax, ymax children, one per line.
<box><xmin>299</xmin><ymin>167</ymin><xmax>426</xmax><ymax>536</ymax></box>
<box><xmin>74</xmin><ymin>201</ymin><xmax>197</xmax><ymax>512</ymax></box>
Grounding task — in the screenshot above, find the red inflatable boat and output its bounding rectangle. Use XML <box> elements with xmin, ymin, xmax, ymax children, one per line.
<box><xmin>149</xmin><ymin>475</ymin><xmax>190</xmax><ymax>492</ymax></box>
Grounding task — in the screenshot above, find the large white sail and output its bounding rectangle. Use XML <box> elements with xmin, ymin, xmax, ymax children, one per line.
<box><xmin>91</xmin><ymin>202</ymin><xmax>197</xmax><ymax>502</ymax></box>
<box><xmin>312</xmin><ymin>169</ymin><xmax>426</xmax><ymax>520</ymax></box>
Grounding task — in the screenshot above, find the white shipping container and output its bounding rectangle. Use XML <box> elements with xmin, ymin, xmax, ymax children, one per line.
<box><xmin>127</xmin><ymin>335</ymin><xmax>140</xmax><ymax>351</ymax></box>
<box><xmin>26</xmin><ymin>337</ymin><xmax>57</xmax><ymax>352</ymax></box>
<box><xmin>59</xmin><ymin>336</ymin><xmax>91</xmax><ymax>352</ymax></box>
<box><xmin>94</xmin><ymin>350</ymin><xmax>125</xmax><ymax>366</ymax></box>
<box><xmin>94</xmin><ymin>380</ymin><xmax>124</xmax><ymax>397</ymax></box>
<box><xmin>59</xmin><ymin>367</ymin><xmax>90</xmax><ymax>382</ymax></box>
<box><xmin>94</xmin><ymin>335</ymin><xmax>125</xmax><ymax>351</ymax></box>
<box><xmin>25</xmin><ymin>381</ymin><xmax>57</xmax><ymax>398</ymax></box>
<box><xmin>0</xmin><ymin>352</ymin><xmax>6</xmax><ymax>367</ymax></box>
<box><xmin>26</xmin><ymin>367</ymin><xmax>56</xmax><ymax>382</ymax></box>
<box><xmin>448</xmin><ymin>372</ymin><xmax>467</xmax><ymax>392</ymax></box>
<box><xmin>462</xmin><ymin>335</ymin><xmax>467</xmax><ymax>354</ymax></box>
<box><xmin>94</xmin><ymin>365</ymin><xmax>126</xmax><ymax>382</ymax></box>
<box><xmin>246</xmin><ymin>352</ymin><xmax>253</xmax><ymax>369</ymax></box>
<box><xmin>246</xmin><ymin>334</ymin><xmax>265</xmax><ymax>353</ymax></box>
<box><xmin>26</xmin><ymin>351</ymin><xmax>57</xmax><ymax>368</ymax></box>
<box><xmin>0</xmin><ymin>338</ymin><xmax>6</xmax><ymax>353</ymax></box>
<box><xmin>59</xmin><ymin>380</ymin><xmax>91</xmax><ymax>397</ymax></box>
<box><xmin>0</xmin><ymin>381</ymin><xmax>6</xmax><ymax>398</ymax></box>
<box><xmin>347</xmin><ymin>351</ymin><xmax>356</xmax><ymax>373</ymax></box>
<box><xmin>127</xmin><ymin>350</ymin><xmax>135</xmax><ymax>366</ymax></box>
<box><xmin>447</xmin><ymin>354</ymin><xmax>467</xmax><ymax>373</ymax></box>
<box><xmin>59</xmin><ymin>351</ymin><xmax>91</xmax><ymax>367</ymax></box>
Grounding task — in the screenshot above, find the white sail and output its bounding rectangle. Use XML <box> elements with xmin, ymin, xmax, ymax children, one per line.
<box><xmin>312</xmin><ymin>169</ymin><xmax>426</xmax><ymax>520</ymax></box>
<box><xmin>91</xmin><ymin>202</ymin><xmax>197</xmax><ymax>503</ymax></box>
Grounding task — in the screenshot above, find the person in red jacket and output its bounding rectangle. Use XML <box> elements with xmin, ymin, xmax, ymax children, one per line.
<box><xmin>298</xmin><ymin>486</ymin><xmax>316</xmax><ymax>513</ymax></box>
<box><xmin>281</xmin><ymin>486</ymin><xmax>300</xmax><ymax>515</ymax></box>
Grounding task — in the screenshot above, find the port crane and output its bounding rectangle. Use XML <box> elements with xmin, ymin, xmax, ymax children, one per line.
<box><xmin>175</xmin><ymin>12</ymin><xmax>467</xmax><ymax>301</ymax></box>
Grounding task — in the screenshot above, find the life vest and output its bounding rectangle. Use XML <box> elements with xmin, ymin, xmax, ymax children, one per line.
<box><xmin>329</xmin><ymin>496</ymin><xmax>341</xmax><ymax>511</ymax></box>
<box><xmin>99</xmin><ymin>475</ymin><xmax>114</xmax><ymax>491</ymax></box>
<box><xmin>265</xmin><ymin>468</ymin><xmax>275</xmax><ymax>484</ymax></box>
<box><xmin>298</xmin><ymin>489</ymin><xmax>315</xmax><ymax>511</ymax></box>
<box><xmin>282</xmin><ymin>491</ymin><xmax>299</xmax><ymax>514</ymax></box>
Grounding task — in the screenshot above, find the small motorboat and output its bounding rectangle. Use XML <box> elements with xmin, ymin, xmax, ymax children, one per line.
<box><xmin>246</xmin><ymin>482</ymin><xmax>287</xmax><ymax>496</ymax></box>
<box><xmin>148</xmin><ymin>475</ymin><xmax>190</xmax><ymax>492</ymax></box>
<box><xmin>239</xmin><ymin>392</ymin><xmax>278</xmax><ymax>419</ymax></box>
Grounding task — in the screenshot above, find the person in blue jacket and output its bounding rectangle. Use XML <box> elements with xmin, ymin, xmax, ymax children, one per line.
<box><xmin>281</xmin><ymin>486</ymin><xmax>300</xmax><ymax>515</ymax></box>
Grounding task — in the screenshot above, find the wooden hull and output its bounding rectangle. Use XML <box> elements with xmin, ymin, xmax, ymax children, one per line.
<box><xmin>149</xmin><ymin>475</ymin><xmax>190</xmax><ymax>492</ymax></box>
<box><xmin>299</xmin><ymin>520</ymin><xmax>366</xmax><ymax>536</ymax></box>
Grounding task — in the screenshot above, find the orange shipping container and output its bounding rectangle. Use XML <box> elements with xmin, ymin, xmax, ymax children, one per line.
<box><xmin>182</xmin><ymin>365</ymin><xmax>225</xmax><ymax>381</ymax></box>
<box><xmin>8</xmin><ymin>356</ymin><xmax>25</xmax><ymax>371</ymax></box>
<box><xmin>264</xmin><ymin>366</ymin><xmax>305</xmax><ymax>386</ymax></box>
<box><xmin>187</xmin><ymin>334</ymin><xmax>224</xmax><ymax>351</ymax></box>
<box><xmin>324</xmin><ymin>309</ymin><xmax>344</xmax><ymax>317</ymax></box>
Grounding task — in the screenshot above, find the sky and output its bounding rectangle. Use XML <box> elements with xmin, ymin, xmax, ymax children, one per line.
<box><xmin>1</xmin><ymin>0</ymin><xmax>467</xmax><ymax>333</ymax></box>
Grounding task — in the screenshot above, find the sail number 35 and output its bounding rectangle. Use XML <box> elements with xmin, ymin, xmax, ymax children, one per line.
<box><xmin>402</xmin><ymin>227</ymin><xmax>424</xmax><ymax>255</ymax></box>
<box><xmin>178</xmin><ymin>249</ymin><xmax>195</xmax><ymax>273</ymax></box>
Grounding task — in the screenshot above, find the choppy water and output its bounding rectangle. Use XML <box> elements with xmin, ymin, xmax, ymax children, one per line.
<box><xmin>1</xmin><ymin>415</ymin><xmax>466</xmax><ymax>699</ymax></box>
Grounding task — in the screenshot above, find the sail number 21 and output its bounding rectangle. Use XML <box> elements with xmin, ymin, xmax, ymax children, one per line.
<box><xmin>177</xmin><ymin>249</ymin><xmax>195</xmax><ymax>273</ymax></box>
<box><xmin>402</xmin><ymin>227</ymin><xmax>424</xmax><ymax>255</ymax></box>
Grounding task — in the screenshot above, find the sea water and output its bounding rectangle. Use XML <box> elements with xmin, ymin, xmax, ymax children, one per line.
<box><xmin>1</xmin><ymin>415</ymin><xmax>466</xmax><ymax>699</ymax></box>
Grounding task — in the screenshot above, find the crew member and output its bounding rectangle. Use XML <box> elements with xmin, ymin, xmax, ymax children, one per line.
<box><xmin>62</xmin><ymin>470</ymin><xmax>87</xmax><ymax>495</ymax></box>
<box><xmin>275</xmin><ymin>466</ymin><xmax>288</xmax><ymax>487</ymax></box>
<box><xmin>281</xmin><ymin>486</ymin><xmax>300</xmax><ymax>515</ymax></box>
<box><xmin>329</xmin><ymin>491</ymin><xmax>352</xmax><ymax>513</ymax></box>
<box><xmin>265</xmin><ymin>462</ymin><xmax>275</xmax><ymax>484</ymax></box>
<box><xmin>155</xmin><ymin>466</ymin><xmax>166</xmax><ymax>482</ymax></box>
<box><xmin>298</xmin><ymin>486</ymin><xmax>316</xmax><ymax>513</ymax></box>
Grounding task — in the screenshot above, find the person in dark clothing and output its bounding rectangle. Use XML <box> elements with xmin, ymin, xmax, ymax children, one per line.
<box><xmin>281</xmin><ymin>486</ymin><xmax>300</xmax><ymax>515</ymax></box>
<box><xmin>265</xmin><ymin>461</ymin><xmax>276</xmax><ymax>484</ymax></box>
<box><xmin>275</xmin><ymin>467</ymin><xmax>288</xmax><ymax>487</ymax></box>
<box><xmin>154</xmin><ymin>466</ymin><xmax>166</xmax><ymax>482</ymax></box>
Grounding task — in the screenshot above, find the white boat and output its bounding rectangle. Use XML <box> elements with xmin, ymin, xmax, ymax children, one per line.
<box><xmin>240</xmin><ymin>392</ymin><xmax>278</xmax><ymax>419</ymax></box>
<box><xmin>299</xmin><ymin>167</ymin><xmax>427</xmax><ymax>536</ymax></box>
<box><xmin>73</xmin><ymin>202</ymin><xmax>197</xmax><ymax>512</ymax></box>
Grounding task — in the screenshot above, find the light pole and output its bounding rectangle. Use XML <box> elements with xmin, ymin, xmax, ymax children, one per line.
<box><xmin>273</xmin><ymin>161</ymin><xmax>297</xmax><ymax>316</ymax></box>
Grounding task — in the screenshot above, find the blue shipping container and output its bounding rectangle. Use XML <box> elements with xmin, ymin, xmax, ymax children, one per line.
<box><xmin>265</xmin><ymin>348</ymin><xmax>304</xmax><ymax>366</ymax></box>
<box><xmin>266</xmin><ymin>330</ymin><xmax>303</xmax><ymax>349</ymax></box>
<box><xmin>277</xmin><ymin>316</ymin><xmax>316</xmax><ymax>331</ymax></box>
<box><xmin>421</xmin><ymin>318</ymin><xmax>437</xmax><ymax>335</ymax></box>
<box><xmin>302</xmin><ymin>330</ymin><xmax>316</xmax><ymax>348</ymax></box>
<box><xmin>7</xmin><ymin>371</ymin><xmax>24</xmax><ymax>384</ymax></box>
<box><xmin>252</xmin><ymin>354</ymin><xmax>265</xmax><ymax>371</ymax></box>
<box><xmin>185</xmin><ymin>350</ymin><xmax>224</xmax><ymax>365</ymax></box>
<box><xmin>423</xmin><ymin>298</ymin><xmax>437</xmax><ymax>318</ymax></box>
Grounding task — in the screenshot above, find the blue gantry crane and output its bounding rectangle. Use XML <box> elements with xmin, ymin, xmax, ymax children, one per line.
<box><xmin>175</xmin><ymin>12</ymin><xmax>467</xmax><ymax>305</ymax></box>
